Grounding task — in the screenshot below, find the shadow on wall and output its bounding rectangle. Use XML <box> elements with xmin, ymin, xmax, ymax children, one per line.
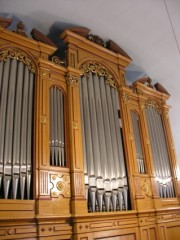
<box><xmin>125</xmin><ymin>62</ymin><xmax>147</xmax><ymax>85</ymax></box>
<box><xmin>47</xmin><ymin>21</ymin><xmax>86</xmax><ymax>59</ymax></box>
<box><xmin>0</xmin><ymin>13</ymin><xmax>152</xmax><ymax>85</ymax></box>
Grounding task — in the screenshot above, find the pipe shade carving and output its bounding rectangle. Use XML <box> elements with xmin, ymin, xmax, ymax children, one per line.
<box><xmin>49</xmin><ymin>86</ymin><xmax>66</xmax><ymax>167</ymax></box>
<box><xmin>80</xmin><ymin>69</ymin><xmax>129</xmax><ymax>212</ymax></box>
<box><xmin>0</xmin><ymin>48</ymin><xmax>36</xmax><ymax>73</ymax></box>
<box><xmin>0</xmin><ymin>57</ymin><xmax>34</xmax><ymax>199</ymax></box>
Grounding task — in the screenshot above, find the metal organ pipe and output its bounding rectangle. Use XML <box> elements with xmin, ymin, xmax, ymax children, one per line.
<box><xmin>99</xmin><ymin>75</ymin><xmax>114</xmax><ymax>180</ymax></box>
<box><xmin>80</xmin><ymin>75</ymin><xmax>94</xmax><ymax>177</ymax></box>
<box><xmin>106</xmin><ymin>84</ymin><xmax>120</xmax><ymax>180</ymax></box>
<box><xmin>114</xmin><ymin>91</ymin><xmax>126</xmax><ymax>178</ymax></box>
<box><xmin>87</xmin><ymin>72</ymin><xmax>101</xmax><ymax>177</ymax></box>
<box><xmin>26</xmin><ymin>71</ymin><xmax>34</xmax><ymax>199</ymax></box>
<box><xmin>80</xmin><ymin>69</ymin><xmax>129</xmax><ymax>212</ymax></box>
<box><xmin>13</xmin><ymin>62</ymin><xmax>24</xmax><ymax>199</ymax></box>
<box><xmin>93</xmin><ymin>75</ymin><xmax>108</xmax><ymax>181</ymax></box>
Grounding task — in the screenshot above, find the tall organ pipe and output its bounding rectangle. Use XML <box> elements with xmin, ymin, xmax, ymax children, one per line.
<box><xmin>80</xmin><ymin>76</ymin><xmax>94</xmax><ymax>177</ymax></box>
<box><xmin>88</xmin><ymin>72</ymin><xmax>101</xmax><ymax>177</ymax></box>
<box><xmin>99</xmin><ymin>75</ymin><xmax>115</xmax><ymax>180</ymax></box>
<box><xmin>93</xmin><ymin>75</ymin><xmax>108</xmax><ymax>180</ymax></box>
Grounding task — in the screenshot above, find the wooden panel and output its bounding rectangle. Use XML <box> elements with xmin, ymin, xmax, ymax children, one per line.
<box><xmin>149</xmin><ymin>227</ymin><xmax>157</xmax><ymax>240</ymax></box>
<box><xmin>0</xmin><ymin>224</ymin><xmax>36</xmax><ymax>240</ymax></box>
<box><xmin>167</xmin><ymin>226</ymin><xmax>180</xmax><ymax>240</ymax></box>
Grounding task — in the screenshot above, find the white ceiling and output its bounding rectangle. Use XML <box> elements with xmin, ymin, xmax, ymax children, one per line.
<box><xmin>1</xmin><ymin>0</ymin><xmax>180</xmax><ymax>165</ymax></box>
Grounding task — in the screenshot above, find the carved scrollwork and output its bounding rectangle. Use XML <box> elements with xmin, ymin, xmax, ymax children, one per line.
<box><xmin>121</xmin><ymin>92</ymin><xmax>130</xmax><ymax>103</ymax></box>
<box><xmin>144</xmin><ymin>98</ymin><xmax>162</xmax><ymax>114</ymax></box>
<box><xmin>66</xmin><ymin>73</ymin><xmax>79</xmax><ymax>85</ymax></box>
<box><xmin>80</xmin><ymin>62</ymin><xmax>117</xmax><ymax>88</ymax></box>
<box><xmin>0</xmin><ymin>48</ymin><xmax>35</xmax><ymax>73</ymax></box>
<box><xmin>52</xmin><ymin>56</ymin><xmax>66</xmax><ymax>66</ymax></box>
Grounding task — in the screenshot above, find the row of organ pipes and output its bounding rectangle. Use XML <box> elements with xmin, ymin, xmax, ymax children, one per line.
<box><xmin>49</xmin><ymin>86</ymin><xmax>65</xmax><ymax>167</ymax></box>
<box><xmin>145</xmin><ymin>106</ymin><xmax>175</xmax><ymax>198</ymax></box>
<box><xmin>130</xmin><ymin>111</ymin><xmax>146</xmax><ymax>174</ymax></box>
<box><xmin>0</xmin><ymin>58</ymin><xmax>34</xmax><ymax>200</ymax></box>
<box><xmin>79</xmin><ymin>71</ymin><xmax>129</xmax><ymax>212</ymax></box>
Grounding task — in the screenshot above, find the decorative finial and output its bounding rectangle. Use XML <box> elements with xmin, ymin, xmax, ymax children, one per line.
<box><xmin>14</xmin><ymin>21</ymin><xmax>27</xmax><ymax>37</ymax></box>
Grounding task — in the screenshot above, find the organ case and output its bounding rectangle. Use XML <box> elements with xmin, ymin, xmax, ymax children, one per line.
<box><xmin>0</xmin><ymin>19</ymin><xmax>179</xmax><ymax>240</ymax></box>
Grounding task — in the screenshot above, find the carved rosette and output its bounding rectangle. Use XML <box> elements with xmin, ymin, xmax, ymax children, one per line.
<box><xmin>66</xmin><ymin>73</ymin><xmax>79</xmax><ymax>85</ymax></box>
<box><xmin>0</xmin><ymin>48</ymin><xmax>35</xmax><ymax>73</ymax></box>
<box><xmin>80</xmin><ymin>62</ymin><xmax>117</xmax><ymax>89</ymax></box>
<box><xmin>50</xmin><ymin>173</ymin><xmax>70</xmax><ymax>198</ymax></box>
<box><xmin>144</xmin><ymin>98</ymin><xmax>162</xmax><ymax>114</ymax></box>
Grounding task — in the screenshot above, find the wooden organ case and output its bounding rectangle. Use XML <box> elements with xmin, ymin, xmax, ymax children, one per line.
<box><xmin>0</xmin><ymin>18</ymin><xmax>180</xmax><ymax>240</ymax></box>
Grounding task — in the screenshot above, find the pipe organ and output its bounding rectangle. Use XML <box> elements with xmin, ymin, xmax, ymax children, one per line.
<box><xmin>0</xmin><ymin>18</ymin><xmax>180</xmax><ymax>240</ymax></box>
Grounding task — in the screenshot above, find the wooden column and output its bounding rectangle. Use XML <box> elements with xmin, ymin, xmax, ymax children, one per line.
<box><xmin>66</xmin><ymin>67</ymin><xmax>87</xmax><ymax>214</ymax></box>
